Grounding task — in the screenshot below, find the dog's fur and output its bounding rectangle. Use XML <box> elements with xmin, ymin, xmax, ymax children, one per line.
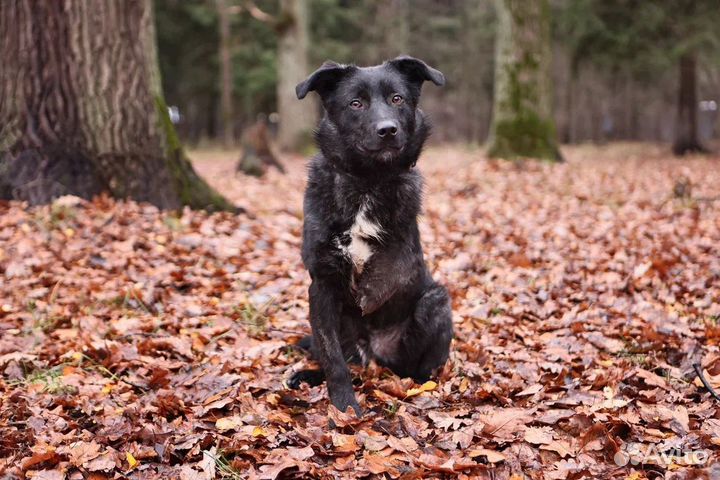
<box><xmin>288</xmin><ymin>56</ymin><xmax>453</xmax><ymax>416</ymax></box>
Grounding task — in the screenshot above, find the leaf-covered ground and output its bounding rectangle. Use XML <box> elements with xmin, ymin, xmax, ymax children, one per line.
<box><xmin>1</xmin><ymin>144</ymin><xmax>720</xmax><ymax>479</ymax></box>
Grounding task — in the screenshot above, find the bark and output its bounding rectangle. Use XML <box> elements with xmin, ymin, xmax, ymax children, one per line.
<box><xmin>672</xmin><ymin>53</ymin><xmax>706</xmax><ymax>155</ymax></box>
<box><xmin>564</xmin><ymin>70</ymin><xmax>575</xmax><ymax>144</ymax></box>
<box><xmin>217</xmin><ymin>0</ymin><xmax>235</xmax><ymax>147</ymax></box>
<box><xmin>377</xmin><ymin>0</ymin><xmax>410</xmax><ymax>58</ymax></box>
<box><xmin>0</xmin><ymin>0</ymin><xmax>232</xmax><ymax>211</ymax></box>
<box><xmin>276</xmin><ymin>0</ymin><xmax>315</xmax><ymax>152</ymax></box>
<box><xmin>487</xmin><ymin>0</ymin><xmax>561</xmax><ymax>161</ymax></box>
<box><xmin>460</xmin><ymin>0</ymin><xmax>486</xmax><ymax>144</ymax></box>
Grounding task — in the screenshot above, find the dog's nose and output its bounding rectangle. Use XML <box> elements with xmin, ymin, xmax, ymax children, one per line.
<box><xmin>376</xmin><ymin>120</ymin><xmax>398</xmax><ymax>138</ymax></box>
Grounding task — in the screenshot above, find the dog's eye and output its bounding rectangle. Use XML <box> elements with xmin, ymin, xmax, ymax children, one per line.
<box><xmin>349</xmin><ymin>99</ymin><xmax>363</xmax><ymax>109</ymax></box>
<box><xmin>391</xmin><ymin>94</ymin><xmax>404</xmax><ymax>105</ymax></box>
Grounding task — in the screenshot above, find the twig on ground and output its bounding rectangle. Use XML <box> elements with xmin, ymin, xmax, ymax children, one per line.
<box><xmin>693</xmin><ymin>363</ymin><xmax>720</xmax><ymax>401</ymax></box>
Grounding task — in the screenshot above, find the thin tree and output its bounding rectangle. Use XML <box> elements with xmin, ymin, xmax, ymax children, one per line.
<box><xmin>672</xmin><ymin>53</ymin><xmax>706</xmax><ymax>155</ymax></box>
<box><xmin>275</xmin><ymin>0</ymin><xmax>314</xmax><ymax>151</ymax></box>
<box><xmin>487</xmin><ymin>0</ymin><xmax>561</xmax><ymax>161</ymax></box>
<box><xmin>242</xmin><ymin>0</ymin><xmax>315</xmax><ymax>152</ymax></box>
<box><xmin>0</xmin><ymin>0</ymin><xmax>232</xmax><ymax>210</ymax></box>
<box><xmin>217</xmin><ymin>0</ymin><xmax>235</xmax><ymax>147</ymax></box>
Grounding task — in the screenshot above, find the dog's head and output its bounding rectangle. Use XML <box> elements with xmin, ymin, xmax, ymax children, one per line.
<box><xmin>297</xmin><ymin>56</ymin><xmax>445</xmax><ymax>173</ymax></box>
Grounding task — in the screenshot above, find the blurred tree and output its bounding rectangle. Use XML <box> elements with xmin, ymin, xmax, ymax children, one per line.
<box><xmin>458</xmin><ymin>0</ymin><xmax>495</xmax><ymax>143</ymax></box>
<box><xmin>240</xmin><ymin>0</ymin><xmax>315</xmax><ymax>151</ymax></box>
<box><xmin>275</xmin><ymin>0</ymin><xmax>315</xmax><ymax>151</ymax></box>
<box><xmin>307</xmin><ymin>0</ymin><xmax>367</xmax><ymax>64</ymax></box>
<box><xmin>217</xmin><ymin>0</ymin><xmax>235</xmax><ymax>146</ymax></box>
<box><xmin>673</xmin><ymin>52</ymin><xmax>704</xmax><ymax>155</ymax></box>
<box><xmin>154</xmin><ymin>0</ymin><xmax>276</xmax><ymax>142</ymax></box>
<box><xmin>558</xmin><ymin>0</ymin><xmax>720</xmax><ymax>155</ymax></box>
<box><xmin>150</xmin><ymin>1</ymin><xmax>718</xmax><ymax>148</ymax></box>
<box><xmin>488</xmin><ymin>0</ymin><xmax>561</xmax><ymax>161</ymax></box>
<box><xmin>0</xmin><ymin>0</ymin><xmax>232</xmax><ymax>210</ymax></box>
<box><xmin>232</xmin><ymin>1</ymin><xmax>278</xmax><ymax>127</ymax></box>
<box><xmin>155</xmin><ymin>0</ymin><xmax>225</xmax><ymax>142</ymax></box>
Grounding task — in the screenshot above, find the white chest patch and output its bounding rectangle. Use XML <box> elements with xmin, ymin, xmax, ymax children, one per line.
<box><xmin>337</xmin><ymin>203</ymin><xmax>383</xmax><ymax>272</ymax></box>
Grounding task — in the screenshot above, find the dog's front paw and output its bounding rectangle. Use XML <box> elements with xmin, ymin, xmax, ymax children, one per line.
<box><xmin>328</xmin><ymin>386</ymin><xmax>362</xmax><ymax>419</ymax></box>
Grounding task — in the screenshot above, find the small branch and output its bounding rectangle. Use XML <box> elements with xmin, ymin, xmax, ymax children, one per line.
<box><xmin>693</xmin><ymin>363</ymin><xmax>720</xmax><ymax>401</ymax></box>
<box><xmin>245</xmin><ymin>1</ymin><xmax>275</xmax><ymax>23</ymax></box>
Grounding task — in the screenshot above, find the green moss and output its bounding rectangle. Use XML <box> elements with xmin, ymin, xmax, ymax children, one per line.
<box><xmin>155</xmin><ymin>96</ymin><xmax>183</xmax><ymax>155</ymax></box>
<box><xmin>489</xmin><ymin>0</ymin><xmax>559</xmax><ymax>162</ymax></box>
<box><xmin>488</xmin><ymin>113</ymin><xmax>560</xmax><ymax>161</ymax></box>
<box><xmin>154</xmin><ymin>96</ymin><xmax>235</xmax><ymax>212</ymax></box>
<box><xmin>489</xmin><ymin>60</ymin><xmax>560</xmax><ymax>162</ymax></box>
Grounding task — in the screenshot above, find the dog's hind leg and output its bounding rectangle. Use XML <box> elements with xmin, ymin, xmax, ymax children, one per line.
<box><xmin>414</xmin><ymin>283</ymin><xmax>453</xmax><ymax>381</ymax></box>
<box><xmin>388</xmin><ymin>283</ymin><xmax>453</xmax><ymax>382</ymax></box>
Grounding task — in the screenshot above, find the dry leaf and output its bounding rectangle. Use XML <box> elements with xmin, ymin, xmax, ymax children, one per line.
<box><xmin>468</xmin><ymin>448</ymin><xmax>506</xmax><ymax>463</ymax></box>
<box><xmin>405</xmin><ymin>380</ymin><xmax>437</xmax><ymax>397</ymax></box>
<box><xmin>524</xmin><ymin>426</ymin><xmax>554</xmax><ymax>445</ymax></box>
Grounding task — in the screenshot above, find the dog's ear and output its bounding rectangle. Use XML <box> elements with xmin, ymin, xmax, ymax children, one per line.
<box><xmin>296</xmin><ymin>61</ymin><xmax>355</xmax><ymax>100</ymax></box>
<box><xmin>387</xmin><ymin>56</ymin><xmax>445</xmax><ymax>87</ymax></box>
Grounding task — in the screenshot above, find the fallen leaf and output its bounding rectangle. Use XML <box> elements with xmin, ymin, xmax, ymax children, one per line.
<box><xmin>126</xmin><ymin>451</ymin><xmax>138</xmax><ymax>468</ymax></box>
<box><xmin>524</xmin><ymin>426</ymin><xmax>554</xmax><ymax>445</ymax></box>
<box><xmin>405</xmin><ymin>380</ymin><xmax>437</xmax><ymax>397</ymax></box>
<box><xmin>540</xmin><ymin>440</ymin><xmax>576</xmax><ymax>459</ymax></box>
<box><xmin>215</xmin><ymin>415</ymin><xmax>244</xmax><ymax>432</ymax></box>
<box><xmin>468</xmin><ymin>448</ymin><xmax>506</xmax><ymax>463</ymax></box>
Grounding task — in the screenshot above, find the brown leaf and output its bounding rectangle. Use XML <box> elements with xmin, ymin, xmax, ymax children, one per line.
<box><xmin>468</xmin><ymin>448</ymin><xmax>506</xmax><ymax>463</ymax></box>
<box><xmin>21</xmin><ymin>451</ymin><xmax>60</xmax><ymax>471</ymax></box>
<box><xmin>85</xmin><ymin>451</ymin><xmax>118</xmax><ymax>472</ymax></box>
<box><xmin>357</xmin><ymin>430</ymin><xmax>388</xmax><ymax>452</ymax></box>
<box><xmin>287</xmin><ymin>446</ymin><xmax>314</xmax><ymax>461</ymax></box>
<box><xmin>524</xmin><ymin>426</ymin><xmax>554</xmax><ymax>445</ymax></box>
<box><xmin>387</xmin><ymin>435</ymin><xmax>418</xmax><ymax>453</ymax></box>
<box><xmin>478</xmin><ymin>408</ymin><xmax>533</xmax><ymax>441</ymax></box>
<box><xmin>540</xmin><ymin>439</ymin><xmax>576</xmax><ymax>459</ymax></box>
<box><xmin>332</xmin><ymin>433</ymin><xmax>360</xmax><ymax>453</ymax></box>
<box><xmin>29</xmin><ymin>471</ymin><xmax>65</xmax><ymax>480</ymax></box>
<box><xmin>508</xmin><ymin>252</ymin><xmax>532</xmax><ymax>268</ymax></box>
<box><xmin>334</xmin><ymin>455</ymin><xmax>356</xmax><ymax>471</ymax></box>
<box><xmin>327</xmin><ymin>404</ymin><xmax>362</xmax><ymax>428</ymax></box>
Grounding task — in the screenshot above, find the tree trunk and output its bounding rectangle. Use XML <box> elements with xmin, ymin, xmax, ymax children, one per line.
<box><xmin>276</xmin><ymin>0</ymin><xmax>315</xmax><ymax>152</ymax></box>
<box><xmin>672</xmin><ymin>53</ymin><xmax>706</xmax><ymax>155</ymax></box>
<box><xmin>461</xmin><ymin>0</ymin><xmax>485</xmax><ymax>144</ymax></box>
<box><xmin>0</xmin><ymin>0</ymin><xmax>232</xmax><ymax>210</ymax></box>
<box><xmin>487</xmin><ymin>0</ymin><xmax>561</xmax><ymax>161</ymax></box>
<box><xmin>217</xmin><ymin>0</ymin><xmax>235</xmax><ymax>147</ymax></box>
<box><xmin>563</xmin><ymin>64</ymin><xmax>575</xmax><ymax>144</ymax></box>
<box><xmin>377</xmin><ymin>0</ymin><xmax>410</xmax><ymax>58</ymax></box>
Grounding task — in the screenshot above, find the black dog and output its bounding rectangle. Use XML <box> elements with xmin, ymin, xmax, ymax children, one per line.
<box><xmin>288</xmin><ymin>56</ymin><xmax>453</xmax><ymax>417</ymax></box>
